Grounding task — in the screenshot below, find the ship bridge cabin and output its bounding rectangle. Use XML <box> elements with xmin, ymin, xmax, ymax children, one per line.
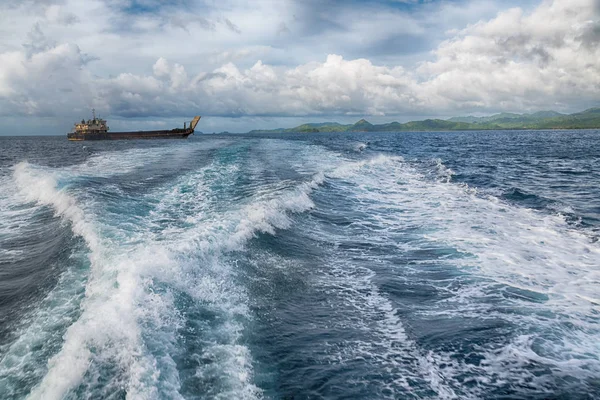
<box><xmin>73</xmin><ymin>109</ymin><xmax>109</xmax><ymax>133</ymax></box>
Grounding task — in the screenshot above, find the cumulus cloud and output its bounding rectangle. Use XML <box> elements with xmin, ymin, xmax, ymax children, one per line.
<box><xmin>419</xmin><ymin>0</ymin><xmax>600</xmax><ymax>111</ymax></box>
<box><xmin>0</xmin><ymin>0</ymin><xmax>598</xmax><ymax>124</ymax></box>
<box><xmin>0</xmin><ymin>43</ymin><xmax>94</xmax><ymax>116</ymax></box>
<box><xmin>73</xmin><ymin>55</ymin><xmax>419</xmax><ymax>118</ymax></box>
<box><xmin>0</xmin><ymin>23</ymin><xmax>96</xmax><ymax>117</ymax></box>
<box><xmin>45</xmin><ymin>4</ymin><xmax>79</xmax><ymax>25</ymax></box>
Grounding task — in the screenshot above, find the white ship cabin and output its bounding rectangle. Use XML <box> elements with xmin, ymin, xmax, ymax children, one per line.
<box><xmin>74</xmin><ymin>109</ymin><xmax>109</xmax><ymax>133</ymax></box>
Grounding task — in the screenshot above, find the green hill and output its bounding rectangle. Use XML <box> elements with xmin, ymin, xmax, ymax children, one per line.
<box><xmin>248</xmin><ymin>122</ymin><xmax>352</xmax><ymax>134</ymax></box>
<box><xmin>394</xmin><ymin>119</ymin><xmax>475</xmax><ymax>131</ymax></box>
<box><xmin>348</xmin><ymin>119</ymin><xmax>375</xmax><ymax>131</ymax></box>
<box><xmin>247</xmin><ymin>107</ymin><xmax>600</xmax><ymax>133</ymax></box>
<box><xmin>449</xmin><ymin>112</ymin><xmax>521</xmax><ymax>124</ymax></box>
<box><xmin>448</xmin><ymin>111</ymin><xmax>565</xmax><ymax>125</ymax></box>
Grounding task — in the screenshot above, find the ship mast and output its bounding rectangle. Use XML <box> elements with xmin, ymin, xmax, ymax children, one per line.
<box><xmin>92</xmin><ymin>108</ymin><xmax>96</xmax><ymax>120</ymax></box>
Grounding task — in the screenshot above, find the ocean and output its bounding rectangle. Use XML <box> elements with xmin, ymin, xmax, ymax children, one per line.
<box><xmin>0</xmin><ymin>130</ymin><xmax>598</xmax><ymax>399</ymax></box>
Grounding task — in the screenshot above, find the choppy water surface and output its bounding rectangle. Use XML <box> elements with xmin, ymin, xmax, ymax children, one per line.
<box><xmin>0</xmin><ymin>130</ymin><xmax>598</xmax><ymax>399</ymax></box>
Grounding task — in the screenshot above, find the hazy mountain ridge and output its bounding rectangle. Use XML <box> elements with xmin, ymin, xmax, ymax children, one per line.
<box><xmin>248</xmin><ymin>107</ymin><xmax>600</xmax><ymax>133</ymax></box>
<box><xmin>448</xmin><ymin>110</ymin><xmax>565</xmax><ymax>124</ymax></box>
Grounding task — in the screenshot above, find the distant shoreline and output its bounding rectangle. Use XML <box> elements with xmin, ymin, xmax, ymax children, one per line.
<box><xmin>246</xmin><ymin>107</ymin><xmax>600</xmax><ymax>134</ymax></box>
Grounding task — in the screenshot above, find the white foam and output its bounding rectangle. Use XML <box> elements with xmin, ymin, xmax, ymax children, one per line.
<box><xmin>13</xmin><ymin>162</ymin><xmax>100</xmax><ymax>252</ymax></box>
<box><xmin>12</xmin><ymin>143</ymin><xmax>320</xmax><ymax>399</ymax></box>
<box><xmin>10</xmin><ymin>140</ymin><xmax>597</xmax><ymax>398</ymax></box>
<box><xmin>354</xmin><ymin>142</ymin><xmax>368</xmax><ymax>152</ymax></box>
<box><xmin>316</xmin><ymin>152</ymin><xmax>600</xmax><ymax>395</ymax></box>
<box><xmin>234</xmin><ymin>144</ymin><xmax>599</xmax><ymax>396</ymax></box>
<box><xmin>43</xmin><ymin>139</ymin><xmax>233</xmax><ymax>184</ymax></box>
<box><xmin>131</xmin><ymin>142</ymin><xmax>332</xmax><ymax>398</ymax></box>
<box><xmin>226</xmin><ymin>145</ymin><xmax>463</xmax><ymax>397</ymax></box>
<box><xmin>166</xmin><ymin>164</ymin><xmax>325</xmax><ymax>256</ymax></box>
<box><xmin>0</xmin><ymin>259</ymin><xmax>88</xmax><ymax>398</ymax></box>
<box><xmin>431</xmin><ymin>157</ymin><xmax>455</xmax><ymax>183</ymax></box>
<box><xmin>0</xmin><ymin>173</ymin><xmax>44</xmax><ymax>244</ymax></box>
<box><xmin>317</xmin><ymin>259</ymin><xmax>459</xmax><ymax>398</ymax></box>
<box><xmin>332</xmin><ymin>154</ymin><xmax>600</xmax><ymax>310</ymax></box>
<box><xmin>139</xmin><ymin>145</ymin><xmax>599</xmax><ymax>397</ymax></box>
<box><xmin>4</xmin><ymin>145</ymin><xmax>322</xmax><ymax>399</ymax></box>
<box><xmin>12</xmin><ymin>162</ymin><xmax>165</xmax><ymax>400</ymax></box>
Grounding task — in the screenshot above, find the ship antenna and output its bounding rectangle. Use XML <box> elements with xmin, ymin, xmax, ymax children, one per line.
<box><xmin>92</xmin><ymin>108</ymin><xmax>96</xmax><ymax>120</ymax></box>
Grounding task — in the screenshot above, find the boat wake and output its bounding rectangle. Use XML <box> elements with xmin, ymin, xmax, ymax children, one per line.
<box><xmin>0</xmin><ymin>136</ymin><xmax>598</xmax><ymax>399</ymax></box>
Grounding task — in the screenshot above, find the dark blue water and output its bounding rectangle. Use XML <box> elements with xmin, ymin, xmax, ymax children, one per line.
<box><xmin>0</xmin><ymin>131</ymin><xmax>599</xmax><ymax>399</ymax></box>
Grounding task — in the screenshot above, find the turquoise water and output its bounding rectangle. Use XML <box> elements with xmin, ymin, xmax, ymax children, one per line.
<box><xmin>0</xmin><ymin>131</ymin><xmax>599</xmax><ymax>399</ymax></box>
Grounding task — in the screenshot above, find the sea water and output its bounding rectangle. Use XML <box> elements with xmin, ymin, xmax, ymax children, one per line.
<box><xmin>0</xmin><ymin>130</ymin><xmax>598</xmax><ymax>399</ymax></box>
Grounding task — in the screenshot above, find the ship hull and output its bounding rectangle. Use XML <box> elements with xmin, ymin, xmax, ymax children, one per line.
<box><xmin>67</xmin><ymin>129</ymin><xmax>194</xmax><ymax>141</ymax></box>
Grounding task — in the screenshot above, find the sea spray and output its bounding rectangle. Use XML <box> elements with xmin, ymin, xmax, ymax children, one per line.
<box><xmin>0</xmin><ymin>132</ymin><xmax>598</xmax><ymax>399</ymax></box>
<box><xmin>14</xmin><ymin>162</ymin><xmax>163</xmax><ymax>400</ymax></box>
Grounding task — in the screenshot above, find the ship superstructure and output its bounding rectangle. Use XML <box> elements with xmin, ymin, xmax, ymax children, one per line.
<box><xmin>72</xmin><ymin>109</ymin><xmax>109</xmax><ymax>136</ymax></box>
<box><xmin>68</xmin><ymin>110</ymin><xmax>201</xmax><ymax>141</ymax></box>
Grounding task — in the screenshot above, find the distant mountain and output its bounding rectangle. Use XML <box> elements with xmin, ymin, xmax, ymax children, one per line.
<box><xmin>249</xmin><ymin>121</ymin><xmax>351</xmax><ymax>134</ymax></box>
<box><xmin>448</xmin><ymin>112</ymin><xmax>521</xmax><ymax>124</ymax></box>
<box><xmin>247</xmin><ymin>107</ymin><xmax>600</xmax><ymax>133</ymax></box>
<box><xmin>348</xmin><ymin>119</ymin><xmax>374</xmax><ymax>131</ymax></box>
<box><xmin>448</xmin><ymin>110</ymin><xmax>565</xmax><ymax>124</ymax></box>
<box><xmin>530</xmin><ymin>111</ymin><xmax>564</xmax><ymax>119</ymax></box>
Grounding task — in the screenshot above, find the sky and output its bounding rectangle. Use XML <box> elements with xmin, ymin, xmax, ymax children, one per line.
<box><xmin>0</xmin><ymin>0</ymin><xmax>598</xmax><ymax>134</ymax></box>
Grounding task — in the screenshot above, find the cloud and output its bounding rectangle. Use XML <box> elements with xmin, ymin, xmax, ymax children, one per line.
<box><xmin>222</xmin><ymin>18</ymin><xmax>241</xmax><ymax>34</ymax></box>
<box><xmin>45</xmin><ymin>4</ymin><xmax>80</xmax><ymax>25</ymax></box>
<box><xmin>418</xmin><ymin>0</ymin><xmax>600</xmax><ymax>111</ymax></box>
<box><xmin>0</xmin><ymin>0</ymin><xmax>598</xmax><ymax>127</ymax></box>
<box><xmin>577</xmin><ymin>19</ymin><xmax>600</xmax><ymax>49</ymax></box>
<box><xmin>276</xmin><ymin>22</ymin><xmax>290</xmax><ymax>36</ymax></box>
<box><xmin>0</xmin><ymin>42</ymin><xmax>94</xmax><ymax>116</ymax></box>
<box><xmin>22</xmin><ymin>23</ymin><xmax>56</xmax><ymax>57</ymax></box>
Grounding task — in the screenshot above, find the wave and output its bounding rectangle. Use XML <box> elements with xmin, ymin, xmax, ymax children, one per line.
<box><xmin>317</xmin><ymin>258</ymin><xmax>458</xmax><ymax>398</ymax></box>
<box><xmin>228</xmin><ymin>145</ymin><xmax>599</xmax><ymax>397</ymax></box>
<box><xmin>317</xmin><ymin>152</ymin><xmax>600</xmax><ymax>396</ymax></box>
<box><xmin>4</xmin><ymin>139</ymin><xmax>599</xmax><ymax>398</ymax></box>
<box><xmin>12</xmin><ymin>162</ymin><xmax>158</xmax><ymax>400</ymax></box>
<box><xmin>59</xmin><ymin>138</ymin><xmax>232</xmax><ymax>180</ymax></box>
<box><xmin>133</xmin><ymin>147</ymin><xmax>328</xmax><ymax>399</ymax></box>
<box><xmin>354</xmin><ymin>142</ymin><xmax>368</xmax><ymax>153</ymax></box>
<box><xmin>13</xmin><ymin>163</ymin><xmax>101</xmax><ymax>252</ymax></box>
<box><xmin>10</xmin><ymin>160</ymin><xmax>249</xmax><ymax>399</ymax></box>
<box><xmin>6</xmin><ymin>143</ymin><xmax>328</xmax><ymax>399</ymax></box>
<box><xmin>355</xmin><ymin>152</ymin><xmax>600</xmax><ymax>307</ymax></box>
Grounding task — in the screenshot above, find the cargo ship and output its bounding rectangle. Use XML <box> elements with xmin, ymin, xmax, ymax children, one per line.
<box><xmin>67</xmin><ymin>110</ymin><xmax>201</xmax><ymax>141</ymax></box>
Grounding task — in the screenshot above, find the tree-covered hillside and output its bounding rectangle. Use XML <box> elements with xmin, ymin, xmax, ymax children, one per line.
<box><xmin>248</xmin><ymin>107</ymin><xmax>600</xmax><ymax>133</ymax></box>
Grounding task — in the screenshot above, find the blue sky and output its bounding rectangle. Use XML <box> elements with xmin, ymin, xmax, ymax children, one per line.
<box><xmin>0</xmin><ymin>0</ymin><xmax>598</xmax><ymax>134</ymax></box>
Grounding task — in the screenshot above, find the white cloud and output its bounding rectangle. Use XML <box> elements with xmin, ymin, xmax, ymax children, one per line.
<box><xmin>88</xmin><ymin>55</ymin><xmax>421</xmax><ymax>118</ymax></box>
<box><xmin>45</xmin><ymin>4</ymin><xmax>79</xmax><ymax>25</ymax></box>
<box><xmin>0</xmin><ymin>38</ymin><xmax>94</xmax><ymax>117</ymax></box>
<box><xmin>419</xmin><ymin>0</ymin><xmax>600</xmax><ymax>111</ymax></box>
<box><xmin>0</xmin><ymin>0</ymin><xmax>598</xmax><ymax>131</ymax></box>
